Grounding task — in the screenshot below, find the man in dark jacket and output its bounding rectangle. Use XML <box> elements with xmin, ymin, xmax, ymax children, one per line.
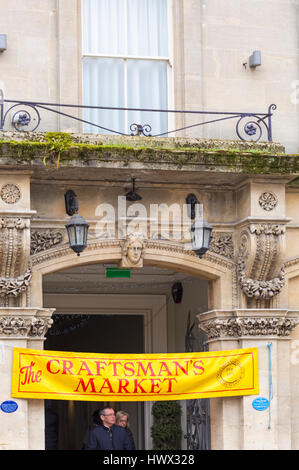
<box><xmin>85</xmin><ymin>407</ymin><xmax>133</xmax><ymax>450</ymax></box>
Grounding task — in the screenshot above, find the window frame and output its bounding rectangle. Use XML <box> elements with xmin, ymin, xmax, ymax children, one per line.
<box><xmin>81</xmin><ymin>0</ymin><xmax>174</xmax><ymax>135</ymax></box>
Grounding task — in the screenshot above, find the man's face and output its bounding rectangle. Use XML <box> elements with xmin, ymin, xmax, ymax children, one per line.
<box><xmin>101</xmin><ymin>408</ymin><xmax>115</xmax><ymax>428</ymax></box>
<box><xmin>127</xmin><ymin>241</ymin><xmax>142</xmax><ymax>264</ymax></box>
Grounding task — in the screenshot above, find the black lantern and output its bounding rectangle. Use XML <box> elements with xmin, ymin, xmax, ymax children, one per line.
<box><xmin>191</xmin><ymin>217</ymin><xmax>213</xmax><ymax>258</ymax></box>
<box><xmin>66</xmin><ymin>213</ymin><xmax>89</xmax><ymax>256</ymax></box>
<box><xmin>65</xmin><ymin>190</ymin><xmax>89</xmax><ymax>256</ymax></box>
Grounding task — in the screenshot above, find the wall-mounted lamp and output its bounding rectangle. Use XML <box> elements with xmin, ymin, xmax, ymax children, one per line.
<box><xmin>249</xmin><ymin>50</ymin><xmax>261</xmax><ymax>68</ymax></box>
<box><xmin>191</xmin><ymin>217</ymin><xmax>213</xmax><ymax>258</ymax></box>
<box><xmin>125</xmin><ymin>178</ymin><xmax>142</xmax><ymax>201</ymax></box>
<box><xmin>0</xmin><ymin>35</ymin><xmax>7</xmax><ymax>52</ymax></box>
<box><xmin>65</xmin><ymin>190</ymin><xmax>89</xmax><ymax>256</ymax></box>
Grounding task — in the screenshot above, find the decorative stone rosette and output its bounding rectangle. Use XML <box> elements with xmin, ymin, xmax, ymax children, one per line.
<box><xmin>237</xmin><ymin>224</ymin><xmax>285</xmax><ymax>304</ymax></box>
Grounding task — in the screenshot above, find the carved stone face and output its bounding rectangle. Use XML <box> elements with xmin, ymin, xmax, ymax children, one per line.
<box><xmin>127</xmin><ymin>240</ymin><xmax>143</xmax><ymax>264</ymax></box>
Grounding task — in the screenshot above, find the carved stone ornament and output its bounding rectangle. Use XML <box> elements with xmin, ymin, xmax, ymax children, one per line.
<box><xmin>0</xmin><ymin>315</ymin><xmax>53</xmax><ymax>337</ymax></box>
<box><xmin>0</xmin><ymin>216</ymin><xmax>32</xmax><ymax>304</ymax></box>
<box><xmin>0</xmin><ymin>183</ymin><xmax>21</xmax><ymax>204</ymax></box>
<box><xmin>200</xmin><ymin>315</ymin><xmax>299</xmax><ymax>340</ymax></box>
<box><xmin>0</xmin><ymin>268</ymin><xmax>32</xmax><ymax>297</ymax></box>
<box><xmin>30</xmin><ymin>230</ymin><xmax>63</xmax><ymax>255</ymax></box>
<box><xmin>209</xmin><ymin>232</ymin><xmax>234</xmax><ymax>260</ymax></box>
<box><xmin>119</xmin><ymin>233</ymin><xmax>146</xmax><ymax>268</ymax></box>
<box><xmin>258</xmin><ymin>191</ymin><xmax>278</xmax><ymax>211</ymax></box>
<box><xmin>237</xmin><ymin>224</ymin><xmax>285</xmax><ymax>302</ymax></box>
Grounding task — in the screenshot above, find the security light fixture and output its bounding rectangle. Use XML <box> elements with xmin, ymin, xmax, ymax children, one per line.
<box><xmin>249</xmin><ymin>50</ymin><xmax>261</xmax><ymax>68</ymax></box>
<box><xmin>0</xmin><ymin>35</ymin><xmax>7</xmax><ymax>52</ymax></box>
<box><xmin>65</xmin><ymin>190</ymin><xmax>89</xmax><ymax>256</ymax></box>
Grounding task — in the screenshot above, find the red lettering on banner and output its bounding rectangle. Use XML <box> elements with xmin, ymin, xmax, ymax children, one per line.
<box><xmin>163</xmin><ymin>377</ymin><xmax>178</xmax><ymax>392</ymax></box>
<box><xmin>62</xmin><ymin>360</ymin><xmax>74</xmax><ymax>375</ymax></box>
<box><xmin>109</xmin><ymin>361</ymin><xmax>122</xmax><ymax>376</ymax></box>
<box><xmin>95</xmin><ymin>361</ymin><xmax>108</xmax><ymax>376</ymax></box>
<box><xmin>157</xmin><ymin>362</ymin><xmax>172</xmax><ymax>376</ymax></box>
<box><xmin>99</xmin><ymin>378</ymin><xmax>114</xmax><ymax>393</ymax></box>
<box><xmin>77</xmin><ymin>361</ymin><xmax>93</xmax><ymax>376</ymax></box>
<box><xmin>124</xmin><ymin>362</ymin><xmax>135</xmax><ymax>376</ymax></box>
<box><xmin>134</xmin><ymin>378</ymin><xmax>147</xmax><ymax>393</ymax></box>
<box><xmin>46</xmin><ymin>359</ymin><xmax>60</xmax><ymax>374</ymax></box>
<box><xmin>150</xmin><ymin>378</ymin><xmax>162</xmax><ymax>393</ymax></box>
<box><xmin>193</xmin><ymin>360</ymin><xmax>205</xmax><ymax>375</ymax></box>
<box><xmin>118</xmin><ymin>378</ymin><xmax>130</xmax><ymax>393</ymax></box>
<box><xmin>75</xmin><ymin>378</ymin><xmax>96</xmax><ymax>393</ymax></box>
<box><xmin>20</xmin><ymin>362</ymin><xmax>42</xmax><ymax>385</ymax></box>
<box><xmin>136</xmin><ymin>362</ymin><xmax>155</xmax><ymax>377</ymax></box>
<box><xmin>174</xmin><ymin>361</ymin><xmax>189</xmax><ymax>376</ymax></box>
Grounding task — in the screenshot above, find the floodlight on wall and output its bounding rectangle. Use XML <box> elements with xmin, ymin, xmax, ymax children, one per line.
<box><xmin>0</xmin><ymin>35</ymin><xmax>7</xmax><ymax>52</ymax></box>
<box><xmin>249</xmin><ymin>50</ymin><xmax>261</xmax><ymax>68</ymax></box>
<box><xmin>65</xmin><ymin>190</ymin><xmax>89</xmax><ymax>256</ymax></box>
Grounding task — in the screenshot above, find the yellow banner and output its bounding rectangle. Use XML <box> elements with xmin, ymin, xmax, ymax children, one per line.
<box><xmin>11</xmin><ymin>347</ymin><xmax>258</xmax><ymax>402</ymax></box>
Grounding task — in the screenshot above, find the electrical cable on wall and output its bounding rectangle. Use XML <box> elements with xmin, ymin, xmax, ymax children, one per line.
<box><xmin>267</xmin><ymin>343</ymin><xmax>273</xmax><ymax>429</ymax></box>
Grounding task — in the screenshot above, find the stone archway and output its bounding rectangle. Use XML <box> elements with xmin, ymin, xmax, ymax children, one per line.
<box><xmin>30</xmin><ymin>237</ymin><xmax>236</xmax><ymax>311</ymax></box>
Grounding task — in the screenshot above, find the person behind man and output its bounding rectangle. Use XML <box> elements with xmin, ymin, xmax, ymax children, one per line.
<box><xmin>115</xmin><ymin>411</ymin><xmax>136</xmax><ymax>450</ymax></box>
<box><xmin>85</xmin><ymin>407</ymin><xmax>133</xmax><ymax>450</ymax></box>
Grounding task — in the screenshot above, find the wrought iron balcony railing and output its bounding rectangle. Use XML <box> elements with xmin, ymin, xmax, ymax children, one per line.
<box><xmin>0</xmin><ymin>90</ymin><xmax>276</xmax><ymax>142</ymax></box>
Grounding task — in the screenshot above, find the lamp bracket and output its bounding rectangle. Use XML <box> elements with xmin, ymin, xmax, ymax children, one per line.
<box><xmin>65</xmin><ymin>190</ymin><xmax>79</xmax><ymax>216</ymax></box>
<box><xmin>186</xmin><ymin>194</ymin><xmax>199</xmax><ymax>220</ymax></box>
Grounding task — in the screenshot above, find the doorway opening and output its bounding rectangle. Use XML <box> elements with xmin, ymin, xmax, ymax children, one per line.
<box><xmin>42</xmin><ymin>262</ymin><xmax>210</xmax><ymax>449</ymax></box>
<box><xmin>44</xmin><ymin>314</ymin><xmax>144</xmax><ymax>450</ymax></box>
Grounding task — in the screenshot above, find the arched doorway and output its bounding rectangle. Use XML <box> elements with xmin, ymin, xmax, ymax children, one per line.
<box><xmin>41</xmin><ymin>263</ymin><xmax>210</xmax><ymax>450</ymax></box>
<box><xmin>29</xmin><ymin>238</ymin><xmax>235</xmax><ymax>450</ymax></box>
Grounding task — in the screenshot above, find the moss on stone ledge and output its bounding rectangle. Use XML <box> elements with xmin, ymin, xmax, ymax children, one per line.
<box><xmin>0</xmin><ymin>131</ymin><xmax>297</xmax><ymax>175</ymax></box>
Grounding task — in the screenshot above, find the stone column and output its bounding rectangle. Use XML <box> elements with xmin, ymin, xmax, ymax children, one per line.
<box><xmin>0</xmin><ymin>171</ymin><xmax>55</xmax><ymax>449</ymax></box>
<box><xmin>198</xmin><ymin>309</ymin><xmax>299</xmax><ymax>450</ymax></box>
<box><xmin>0</xmin><ymin>308</ymin><xmax>54</xmax><ymax>450</ymax></box>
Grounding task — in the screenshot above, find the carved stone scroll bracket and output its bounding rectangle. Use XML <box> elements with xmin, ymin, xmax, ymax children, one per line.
<box><xmin>0</xmin><ymin>308</ymin><xmax>55</xmax><ymax>339</ymax></box>
<box><xmin>237</xmin><ymin>224</ymin><xmax>286</xmax><ymax>307</ymax></box>
<box><xmin>0</xmin><ymin>216</ymin><xmax>33</xmax><ymax>306</ymax></box>
<box><xmin>198</xmin><ymin>309</ymin><xmax>299</xmax><ymax>342</ymax></box>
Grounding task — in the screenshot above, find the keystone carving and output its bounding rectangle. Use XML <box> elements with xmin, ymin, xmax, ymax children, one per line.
<box><xmin>119</xmin><ymin>233</ymin><xmax>146</xmax><ymax>268</ymax></box>
<box><xmin>237</xmin><ymin>224</ymin><xmax>285</xmax><ymax>305</ymax></box>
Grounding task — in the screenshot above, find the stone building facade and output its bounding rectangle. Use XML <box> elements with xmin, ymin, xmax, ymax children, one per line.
<box><xmin>0</xmin><ymin>0</ymin><xmax>299</xmax><ymax>450</ymax></box>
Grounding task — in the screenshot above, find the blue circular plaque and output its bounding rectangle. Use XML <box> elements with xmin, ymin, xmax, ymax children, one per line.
<box><xmin>252</xmin><ymin>397</ymin><xmax>270</xmax><ymax>411</ymax></box>
<box><xmin>0</xmin><ymin>400</ymin><xmax>18</xmax><ymax>413</ymax></box>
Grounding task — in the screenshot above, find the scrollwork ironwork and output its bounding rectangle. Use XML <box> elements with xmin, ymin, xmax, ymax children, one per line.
<box><xmin>0</xmin><ymin>90</ymin><xmax>276</xmax><ymax>141</ymax></box>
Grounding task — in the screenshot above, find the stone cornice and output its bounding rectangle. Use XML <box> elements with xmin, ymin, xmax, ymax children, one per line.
<box><xmin>198</xmin><ymin>309</ymin><xmax>299</xmax><ymax>341</ymax></box>
<box><xmin>0</xmin><ymin>308</ymin><xmax>55</xmax><ymax>338</ymax></box>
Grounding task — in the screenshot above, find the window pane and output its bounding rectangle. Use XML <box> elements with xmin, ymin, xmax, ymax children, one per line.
<box><xmin>127</xmin><ymin>0</ymin><xmax>168</xmax><ymax>57</ymax></box>
<box><xmin>82</xmin><ymin>0</ymin><xmax>125</xmax><ymax>55</ymax></box>
<box><xmin>127</xmin><ymin>60</ymin><xmax>168</xmax><ymax>136</ymax></box>
<box><xmin>83</xmin><ymin>57</ymin><xmax>125</xmax><ymax>134</ymax></box>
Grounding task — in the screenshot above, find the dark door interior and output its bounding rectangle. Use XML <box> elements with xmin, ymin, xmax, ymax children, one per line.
<box><xmin>44</xmin><ymin>314</ymin><xmax>144</xmax><ymax>450</ymax></box>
